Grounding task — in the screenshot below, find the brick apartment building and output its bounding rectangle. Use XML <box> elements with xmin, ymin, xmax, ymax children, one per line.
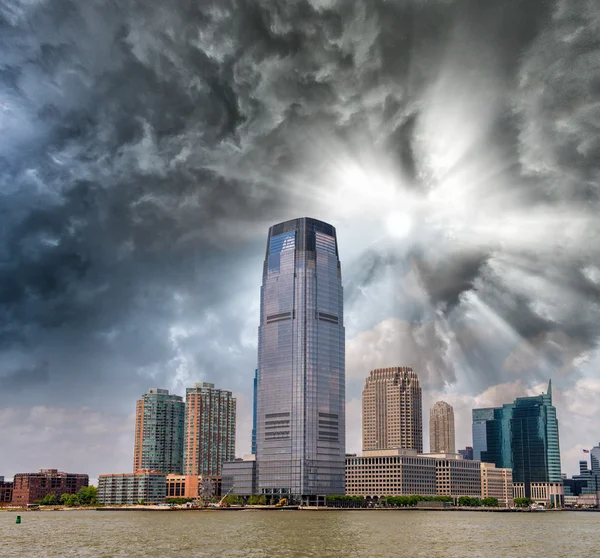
<box><xmin>0</xmin><ymin>476</ymin><xmax>13</xmax><ymax>506</ymax></box>
<box><xmin>11</xmin><ymin>469</ymin><xmax>89</xmax><ymax>506</ymax></box>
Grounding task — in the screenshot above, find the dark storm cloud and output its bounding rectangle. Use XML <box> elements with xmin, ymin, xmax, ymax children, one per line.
<box><xmin>0</xmin><ymin>0</ymin><xmax>599</xmax><ymax>476</ymax></box>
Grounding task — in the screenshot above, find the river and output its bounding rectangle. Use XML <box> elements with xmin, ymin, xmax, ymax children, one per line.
<box><xmin>2</xmin><ymin>509</ymin><xmax>599</xmax><ymax>557</ymax></box>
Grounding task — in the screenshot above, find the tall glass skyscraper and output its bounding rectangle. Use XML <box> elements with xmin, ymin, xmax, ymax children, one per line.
<box><xmin>256</xmin><ymin>218</ymin><xmax>345</xmax><ymax>502</ymax></box>
<box><xmin>472</xmin><ymin>380</ymin><xmax>561</xmax><ymax>498</ymax></box>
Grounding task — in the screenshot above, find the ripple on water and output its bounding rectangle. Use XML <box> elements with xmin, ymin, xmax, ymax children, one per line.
<box><xmin>1</xmin><ymin>510</ymin><xmax>599</xmax><ymax>558</ymax></box>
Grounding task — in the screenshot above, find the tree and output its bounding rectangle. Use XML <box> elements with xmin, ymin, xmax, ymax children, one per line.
<box><xmin>41</xmin><ymin>494</ymin><xmax>57</xmax><ymax>505</ymax></box>
<box><xmin>77</xmin><ymin>486</ymin><xmax>98</xmax><ymax>506</ymax></box>
<box><xmin>482</xmin><ymin>497</ymin><xmax>499</xmax><ymax>507</ymax></box>
<box><xmin>60</xmin><ymin>494</ymin><xmax>79</xmax><ymax>507</ymax></box>
<box><xmin>458</xmin><ymin>496</ymin><xmax>482</xmax><ymax>507</ymax></box>
<box><xmin>223</xmin><ymin>494</ymin><xmax>240</xmax><ymax>505</ymax></box>
<box><xmin>514</xmin><ymin>497</ymin><xmax>533</xmax><ymax>508</ymax></box>
<box><xmin>247</xmin><ymin>494</ymin><xmax>267</xmax><ymax>505</ymax></box>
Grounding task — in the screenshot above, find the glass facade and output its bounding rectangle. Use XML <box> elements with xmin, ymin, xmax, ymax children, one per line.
<box><xmin>472</xmin><ymin>380</ymin><xmax>561</xmax><ymax>498</ymax></box>
<box><xmin>134</xmin><ymin>388</ymin><xmax>185</xmax><ymax>474</ymax></box>
<box><xmin>251</xmin><ymin>369</ymin><xmax>258</xmax><ymax>456</ymax></box>
<box><xmin>256</xmin><ymin>218</ymin><xmax>345</xmax><ymax>499</ymax></box>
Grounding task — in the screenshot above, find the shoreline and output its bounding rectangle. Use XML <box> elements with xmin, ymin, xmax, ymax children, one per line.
<box><xmin>4</xmin><ymin>505</ymin><xmax>596</xmax><ymax>513</ymax></box>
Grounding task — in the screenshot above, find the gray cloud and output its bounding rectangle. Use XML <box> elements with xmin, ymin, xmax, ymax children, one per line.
<box><xmin>1</xmin><ymin>0</ymin><xmax>599</xmax><ymax>475</ymax></box>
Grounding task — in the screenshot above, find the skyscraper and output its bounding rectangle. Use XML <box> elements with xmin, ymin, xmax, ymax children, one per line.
<box><xmin>134</xmin><ymin>388</ymin><xmax>185</xmax><ymax>474</ymax></box>
<box><xmin>362</xmin><ymin>367</ymin><xmax>423</xmax><ymax>453</ymax></box>
<box><xmin>251</xmin><ymin>369</ymin><xmax>258</xmax><ymax>456</ymax></box>
<box><xmin>184</xmin><ymin>382</ymin><xmax>236</xmax><ymax>477</ymax></box>
<box><xmin>256</xmin><ymin>218</ymin><xmax>345</xmax><ymax>502</ymax></box>
<box><xmin>429</xmin><ymin>401</ymin><xmax>456</xmax><ymax>454</ymax></box>
<box><xmin>472</xmin><ymin>380</ymin><xmax>562</xmax><ymax>499</ymax></box>
<box><xmin>590</xmin><ymin>443</ymin><xmax>600</xmax><ymax>475</ymax></box>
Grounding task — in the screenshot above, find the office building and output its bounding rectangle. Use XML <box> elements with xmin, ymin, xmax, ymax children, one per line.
<box><xmin>345</xmin><ymin>449</ymin><xmax>481</xmax><ymax>499</ymax></box>
<box><xmin>591</xmin><ymin>443</ymin><xmax>600</xmax><ymax>475</ymax></box>
<box><xmin>251</xmin><ymin>370</ymin><xmax>258</xmax><ymax>455</ymax></box>
<box><xmin>430</xmin><ymin>401</ymin><xmax>455</xmax><ymax>454</ymax></box>
<box><xmin>563</xmin><ymin>447</ymin><xmax>600</xmax><ymax>507</ymax></box>
<box><xmin>0</xmin><ymin>477</ymin><xmax>13</xmax><ymax>505</ymax></box>
<box><xmin>458</xmin><ymin>447</ymin><xmax>473</xmax><ymax>460</ymax></box>
<box><xmin>480</xmin><ymin>462</ymin><xmax>513</xmax><ymax>507</ymax></box>
<box><xmin>256</xmin><ymin>218</ymin><xmax>346</xmax><ymax>503</ymax></box>
<box><xmin>362</xmin><ymin>367</ymin><xmax>422</xmax><ymax>453</ymax></box>
<box><xmin>222</xmin><ymin>455</ymin><xmax>258</xmax><ymax>497</ymax></box>
<box><xmin>184</xmin><ymin>382</ymin><xmax>236</xmax><ymax>477</ymax></box>
<box><xmin>11</xmin><ymin>470</ymin><xmax>88</xmax><ymax>506</ymax></box>
<box><xmin>98</xmin><ymin>471</ymin><xmax>166</xmax><ymax>505</ymax></box>
<box><xmin>472</xmin><ymin>380</ymin><xmax>562</xmax><ymax>504</ymax></box>
<box><xmin>134</xmin><ymin>388</ymin><xmax>185</xmax><ymax>474</ymax></box>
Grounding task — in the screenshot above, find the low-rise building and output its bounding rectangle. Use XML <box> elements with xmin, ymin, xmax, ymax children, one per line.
<box><xmin>222</xmin><ymin>455</ymin><xmax>257</xmax><ymax>497</ymax></box>
<box><xmin>166</xmin><ymin>475</ymin><xmax>221</xmax><ymax>500</ymax></box>
<box><xmin>0</xmin><ymin>477</ymin><xmax>13</xmax><ymax>505</ymax></box>
<box><xmin>11</xmin><ymin>470</ymin><xmax>88</xmax><ymax>506</ymax></box>
<box><xmin>514</xmin><ymin>481</ymin><xmax>564</xmax><ymax>507</ymax></box>
<box><xmin>98</xmin><ymin>471</ymin><xmax>166</xmax><ymax>505</ymax></box>
<box><xmin>480</xmin><ymin>462</ymin><xmax>513</xmax><ymax>506</ymax></box>
<box><xmin>345</xmin><ymin>449</ymin><xmax>482</xmax><ymax>499</ymax></box>
<box><xmin>427</xmin><ymin>453</ymin><xmax>481</xmax><ymax>499</ymax></box>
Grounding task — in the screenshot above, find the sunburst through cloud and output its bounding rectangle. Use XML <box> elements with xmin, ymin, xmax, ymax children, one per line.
<box><xmin>1</xmin><ymin>0</ymin><xmax>599</xmax><ymax>480</ymax></box>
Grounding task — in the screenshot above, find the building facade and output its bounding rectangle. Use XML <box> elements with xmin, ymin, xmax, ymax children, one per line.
<box><xmin>251</xmin><ymin>370</ymin><xmax>258</xmax><ymax>456</ymax></box>
<box><xmin>184</xmin><ymin>382</ymin><xmax>236</xmax><ymax>477</ymax></box>
<box><xmin>98</xmin><ymin>471</ymin><xmax>166</xmax><ymax>505</ymax></box>
<box><xmin>11</xmin><ymin>470</ymin><xmax>88</xmax><ymax>506</ymax></box>
<box><xmin>362</xmin><ymin>367</ymin><xmax>422</xmax><ymax>453</ymax></box>
<box><xmin>222</xmin><ymin>456</ymin><xmax>258</xmax><ymax>497</ymax></box>
<box><xmin>256</xmin><ymin>218</ymin><xmax>346</xmax><ymax>502</ymax></box>
<box><xmin>430</xmin><ymin>401</ymin><xmax>456</xmax><ymax>454</ymax></box>
<box><xmin>480</xmin><ymin>462</ymin><xmax>513</xmax><ymax>507</ymax></box>
<box><xmin>458</xmin><ymin>447</ymin><xmax>473</xmax><ymax>460</ymax></box>
<box><xmin>346</xmin><ymin>449</ymin><xmax>482</xmax><ymax>500</ymax></box>
<box><xmin>0</xmin><ymin>477</ymin><xmax>13</xmax><ymax>505</ymax></box>
<box><xmin>563</xmin><ymin>448</ymin><xmax>600</xmax><ymax>508</ymax></box>
<box><xmin>134</xmin><ymin>388</ymin><xmax>185</xmax><ymax>474</ymax></box>
<box><xmin>166</xmin><ymin>474</ymin><xmax>221</xmax><ymax>500</ymax></box>
<box><xmin>472</xmin><ymin>380</ymin><xmax>561</xmax><ymax>501</ymax></box>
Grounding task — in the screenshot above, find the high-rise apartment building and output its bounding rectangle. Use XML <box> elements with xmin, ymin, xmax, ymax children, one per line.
<box><xmin>184</xmin><ymin>382</ymin><xmax>236</xmax><ymax>477</ymax></box>
<box><xmin>362</xmin><ymin>367</ymin><xmax>422</xmax><ymax>453</ymax></box>
<box><xmin>472</xmin><ymin>380</ymin><xmax>562</xmax><ymax>501</ymax></box>
<box><xmin>134</xmin><ymin>388</ymin><xmax>185</xmax><ymax>474</ymax></box>
<box><xmin>430</xmin><ymin>401</ymin><xmax>456</xmax><ymax>454</ymax></box>
<box><xmin>256</xmin><ymin>218</ymin><xmax>345</xmax><ymax>502</ymax></box>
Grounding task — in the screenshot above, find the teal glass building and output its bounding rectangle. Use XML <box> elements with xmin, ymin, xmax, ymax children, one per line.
<box><xmin>256</xmin><ymin>218</ymin><xmax>345</xmax><ymax>503</ymax></box>
<box><xmin>472</xmin><ymin>380</ymin><xmax>561</xmax><ymax>498</ymax></box>
<box><xmin>134</xmin><ymin>388</ymin><xmax>185</xmax><ymax>474</ymax></box>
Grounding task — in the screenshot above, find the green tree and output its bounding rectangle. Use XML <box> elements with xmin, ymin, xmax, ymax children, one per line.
<box><xmin>482</xmin><ymin>497</ymin><xmax>499</xmax><ymax>507</ymax></box>
<box><xmin>247</xmin><ymin>494</ymin><xmax>267</xmax><ymax>505</ymax></box>
<box><xmin>41</xmin><ymin>494</ymin><xmax>57</xmax><ymax>505</ymax></box>
<box><xmin>514</xmin><ymin>497</ymin><xmax>533</xmax><ymax>508</ymax></box>
<box><xmin>60</xmin><ymin>494</ymin><xmax>79</xmax><ymax>507</ymax></box>
<box><xmin>223</xmin><ymin>494</ymin><xmax>240</xmax><ymax>505</ymax></box>
<box><xmin>76</xmin><ymin>486</ymin><xmax>98</xmax><ymax>505</ymax></box>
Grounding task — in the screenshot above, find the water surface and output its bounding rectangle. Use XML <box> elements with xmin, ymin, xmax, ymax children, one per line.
<box><xmin>2</xmin><ymin>509</ymin><xmax>599</xmax><ymax>557</ymax></box>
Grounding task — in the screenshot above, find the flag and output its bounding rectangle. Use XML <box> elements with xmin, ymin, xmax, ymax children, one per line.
<box><xmin>583</xmin><ymin>449</ymin><xmax>590</xmax><ymax>453</ymax></box>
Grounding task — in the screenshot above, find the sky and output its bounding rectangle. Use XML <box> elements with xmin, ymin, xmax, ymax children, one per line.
<box><xmin>1</xmin><ymin>0</ymin><xmax>600</xmax><ymax>481</ymax></box>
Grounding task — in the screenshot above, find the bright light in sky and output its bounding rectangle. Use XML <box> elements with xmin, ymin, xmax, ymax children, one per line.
<box><xmin>386</xmin><ymin>211</ymin><xmax>413</xmax><ymax>238</ymax></box>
